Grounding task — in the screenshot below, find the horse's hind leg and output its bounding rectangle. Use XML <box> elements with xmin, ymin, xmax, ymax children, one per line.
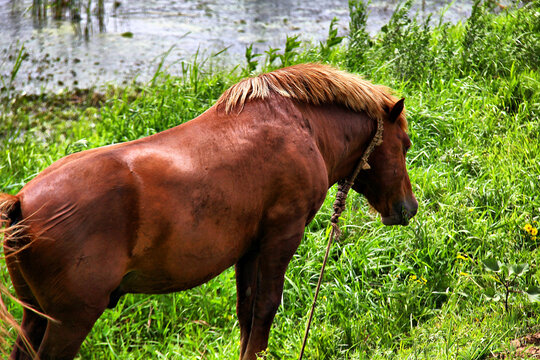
<box><xmin>6</xmin><ymin>254</ymin><xmax>107</xmax><ymax>360</ymax></box>
<box><xmin>36</xmin><ymin>303</ymin><xmax>107</xmax><ymax>360</ymax></box>
<box><xmin>10</xmin><ymin>308</ymin><xmax>47</xmax><ymax>360</ymax></box>
<box><xmin>242</xmin><ymin>227</ymin><xmax>304</xmax><ymax>360</ymax></box>
<box><xmin>6</xmin><ymin>254</ymin><xmax>47</xmax><ymax>359</ymax></box>
<box><xmin>235</xmin><ymin>250</ymin><xmax>260</xmax><ymax>358</ymax></box>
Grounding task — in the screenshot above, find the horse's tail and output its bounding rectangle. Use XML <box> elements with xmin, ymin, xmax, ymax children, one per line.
<box><xmin>0</xmin><ymin>193</ymin><xmax>24</xmax><ymax>355</ymax></box>
<box><xmin>0</xmin><ymin>193</ymin><xmax>22</xmax><ymax>230</ymax></box>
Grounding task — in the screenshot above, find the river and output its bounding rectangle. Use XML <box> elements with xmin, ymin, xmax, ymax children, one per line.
<box><xmin>0</xmin><ymin>0</ymin><xmax>474</xmax><ymax>93</ymax></box>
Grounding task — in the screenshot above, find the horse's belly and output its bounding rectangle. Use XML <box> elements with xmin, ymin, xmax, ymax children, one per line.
<box><xmin>120</xmin><ymin>260</ymin><xmax>231</xmax><ymax>294</ymax></box>
<box><xmin>122</xmin><ymin>216</ymin><xmax>254</xmax><ymax>294</ymax></box>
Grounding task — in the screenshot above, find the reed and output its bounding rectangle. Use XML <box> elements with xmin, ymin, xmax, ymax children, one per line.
<box><xmin>30</xmin><ymin>0</ymin><xmax>105</xmax><ymax>21</ymax></box>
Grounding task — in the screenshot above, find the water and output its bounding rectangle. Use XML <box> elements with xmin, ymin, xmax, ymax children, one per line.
<box><xmin>0</xmin><ymin>0</ymin><xmax>474</xmax><ymax>93</ymax></box>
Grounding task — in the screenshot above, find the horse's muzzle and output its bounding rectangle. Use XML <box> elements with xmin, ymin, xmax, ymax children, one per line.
<box><xmin>381</xmin><ymin>198</ymin><xmax>418</xmax><ymax>226</ymax></box>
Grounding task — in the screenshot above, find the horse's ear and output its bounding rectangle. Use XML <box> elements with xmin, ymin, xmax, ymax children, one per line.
<box><xmin>389</xmin><ymin>98</ymin><xmax>405</xmax><ymax>123</ymax></box>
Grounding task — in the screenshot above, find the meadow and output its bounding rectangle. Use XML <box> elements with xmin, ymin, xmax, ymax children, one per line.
<box><xmin>1</xmin><ymin>0</ymin><xmax>540</xmax><ymax>358</ymax></box>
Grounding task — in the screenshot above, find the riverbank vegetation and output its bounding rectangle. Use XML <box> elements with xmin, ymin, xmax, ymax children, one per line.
<box><xmin>1</xmin><ymin>0</ymin><xmax>540</xmax><ymax>358</ymax></box>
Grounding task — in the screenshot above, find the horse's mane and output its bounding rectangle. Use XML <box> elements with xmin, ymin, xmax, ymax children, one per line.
<box><xmin>215</xmin><ymin>63</ymin><xmax>406</xmax><ymax>129</ymax></box>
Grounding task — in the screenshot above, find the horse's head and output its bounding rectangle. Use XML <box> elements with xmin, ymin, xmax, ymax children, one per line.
<box><xmin>352</xmin><ymin>98</ymin><xmax>418</xmax><ymax>226</ymax></box>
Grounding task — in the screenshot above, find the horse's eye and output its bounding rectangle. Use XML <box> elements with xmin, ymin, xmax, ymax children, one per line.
<box><xmin>403</xmin><ymin>145</ymin><xmax>410</xmax><ymax>155</ymax></box>
<box><xmin>403</xmin><ymin>140</ymin><xmax>411</xmax><ymax>155</ymax></box>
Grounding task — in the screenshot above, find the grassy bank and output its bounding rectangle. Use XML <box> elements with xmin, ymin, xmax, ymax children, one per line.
<box><xmin>1</xmin><ymin>0</ymin><xmax>540</xmax><ymax>358</ymax></box>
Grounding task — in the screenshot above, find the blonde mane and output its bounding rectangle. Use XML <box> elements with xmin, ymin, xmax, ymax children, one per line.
<box><xmin>215</xmin><ymin>63</ymin><xmax>406</xmax><ymax>127</ymax></box>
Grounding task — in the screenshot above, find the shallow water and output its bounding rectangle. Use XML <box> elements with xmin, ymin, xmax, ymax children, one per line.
<box><xmin>0</xmin><ymin>0</ymin><xmax>474</xmax><ymax>93</ymax></box>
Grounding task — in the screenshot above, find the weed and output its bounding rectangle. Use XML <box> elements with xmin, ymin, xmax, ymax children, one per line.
<box><xmin>347</xmin><ymin>0</ymin><xmax>371</xmax><ymax>69</ymax></box>
<box><xmin>320</xmin><ymin>18</ymin><xmax>345</xmax><ymax>58</ymax></box>
<box><xmin>244</xmin><ymin>44</ymin><xmax>261</xmax><ymax>75</ymax></box>
<box><xmin>279</xmin><ymin>35</ymin><xmax>302</xmax><ymax>67</ymax></box>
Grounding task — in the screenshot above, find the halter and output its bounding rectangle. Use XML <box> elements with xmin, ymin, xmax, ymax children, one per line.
<box><xmin>298</xmin><ymin>115</ymin><xmax>385</xmax><ymax>360</ymax></box>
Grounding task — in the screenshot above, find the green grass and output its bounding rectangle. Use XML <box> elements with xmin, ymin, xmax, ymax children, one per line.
<box><xmin>1</xmin><ymin>0</ymin><xmax>540</xmax><ymax>358</ymax></box>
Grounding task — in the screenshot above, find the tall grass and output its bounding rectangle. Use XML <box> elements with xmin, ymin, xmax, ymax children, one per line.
<box><xmin>1</xmin><ymin>0</ymin><xmax>540</xmax><ymax>358</ymax></box>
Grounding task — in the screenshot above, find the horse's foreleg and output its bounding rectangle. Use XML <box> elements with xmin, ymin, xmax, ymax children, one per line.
<box><xmin>9</xmin><ymin>308</ymin><xmax>47</xmax><ymax>360</ymax></box>
<box><xmin>235</xmin><ymin>251</ymin><xmax>260</xmax><ymax>359</ymax></box>
<box><xmin>242</xmin><ymin>229</ymin><xmax>303</xmax><ymax>360</ymax></box>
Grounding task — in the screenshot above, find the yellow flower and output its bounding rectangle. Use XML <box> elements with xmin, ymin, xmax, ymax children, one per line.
<box><xmin>524</xmin><ymin>224</ymin><xmax>533</xmax><ymax>233</ymax></box>
<box><xmin>410</xmin><ymin>275</ymin><xmax>417</xmax><ymax>281</ymax></box>
<box><xmin>421</xmin><ymin>276</ymin><xmax>427</xmax><ymax>284</ymax></box>
<box><xmin>532</xmin><ymin>228</ymin><xmax>538</xmax><ymax>236</ymax></box>
<box><xmin>459</xmin><ymin>272</ymin><xmax>470</xmax><ymax>277</ymax></box>
<box><xmin>456</xmin><ymin>254</ymin><xmax>469</xmax><ymax>261</ymax></box>
<box><xmin>533</xmin><ymin>236</ymin><xmax>537</xmax><ymax>241</ymax></box>
<box><xmin>468</xmin><ymin>208</ymin><xmax>474</xmax><ymax>212</ymax></box>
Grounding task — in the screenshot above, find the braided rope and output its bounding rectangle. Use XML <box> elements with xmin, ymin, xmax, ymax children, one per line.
<box><xmin>330</xmin><ymin>116</ymin><xmax>384</xmax><ymax>237</ymax></box>
<box><xmin>298</xmin><ymin>116</ymin><xmax>384</xmax><ymax>360</ymax></box>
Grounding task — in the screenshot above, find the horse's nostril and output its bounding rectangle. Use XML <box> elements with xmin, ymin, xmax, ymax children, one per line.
<box><xmin>400</xmin><ymin>202</ymin><xmax>418</xmax><ymax>222</ymax></box>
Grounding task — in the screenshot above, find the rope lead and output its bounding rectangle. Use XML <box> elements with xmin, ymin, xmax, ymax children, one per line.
<box><xmin>298</xmin><ymin>116</ymin><xmax>384</xmax><ymax>360</ymax></box>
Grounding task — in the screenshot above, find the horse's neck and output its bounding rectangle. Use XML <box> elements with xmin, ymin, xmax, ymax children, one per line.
<box><xmin>304</xmin><ymin>103</ymin><xmax>375</xmax><ymax>186</ymax></box>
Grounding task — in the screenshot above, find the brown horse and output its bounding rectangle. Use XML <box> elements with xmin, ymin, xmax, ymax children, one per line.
<box><xmin>0</xmin><ymin>63</ymin><xmax>417</xmax><ymax>360</ymax></box>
